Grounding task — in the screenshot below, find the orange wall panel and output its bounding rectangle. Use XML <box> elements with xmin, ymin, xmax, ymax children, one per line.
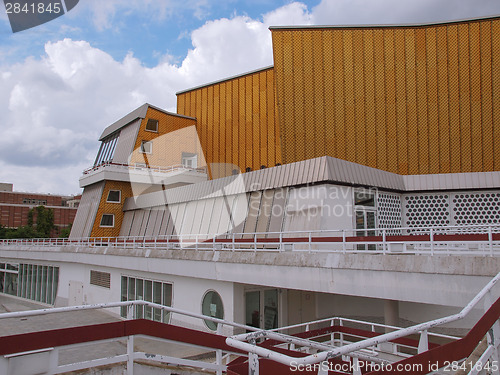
<box><xmin>177</xmin><ymin>67</ymin><xmax>281</xmax><ymax>178</ymax></box>
<box><xmin>90</xmin><ymin>180</ymin><xmax>133</xmax><ymax>238</ymax></box>
<box><xmin>271</xmin><ymin>16</ymin><xmax>500</xmax><ymax>174</ymax></box>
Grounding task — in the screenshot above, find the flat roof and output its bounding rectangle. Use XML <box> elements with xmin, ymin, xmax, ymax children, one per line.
<box><xmin>176</xmin><ymin>66</ymin><xmax>274</xmax><ymax>96</ymax></box>
<box><xmin>269</xmin><ymin>14</ymin><xmax>500</xmax><ymax>31</ymax></box>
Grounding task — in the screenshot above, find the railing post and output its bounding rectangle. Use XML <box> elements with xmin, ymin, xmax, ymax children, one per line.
<box><xmin>484</xmin><ymin>289</ymin><xmax>500</xmax><ymax>367</ymax></box>
<box><xmin>418</xmin><ymin>330</ymin><xmax>428</xmax><ymax>353</ymax></box>
<box><xmin>49</xmin><ymin>347</ymin><xmax>59</xmax><ymax>374</ymax></box>
<box><xmin>489</xmin><ymin>226</ymin><xmax>493</xmax><ymax>257</ymax></box>
<box><xmin>382</xmin><ymin>228</ymin><xmax>387</xmax><ymax>253</ymax></box>
<box><xmin>232</xmin><ymin>232</ymin><xmax>235</xmax><ymax>252</ymax></box>
<box><xmin>216</xmin><ymin>323</ymin><xmax>223</xmax><ymax>375</ymax></box>
<box><xmin>352</xmin><ymin>357</ymin><xmax>362</xmax><ymax>375</ymax></box>
<box><xmin>430</xmin><ymin>228</ymin><xmax>434</xmax><ymax>255</ymax></box>
<box><xmin>127</xmin><ymin>335</ymin><xmax>134</xmax><ymax>375</ymax></box>
<box><xmin>308</xmin><ymin>231</ymin><xmax>312</xmax><ymax>253</ymax></box>
<box><xmin>127</xmin><ymin>303</ymin><xmax>134</xmax><ymax>320</ymax></box>
<box><xmin>342</xmin><ymin>230</ymin><xmax>346</xmax><ymax>253</ymax></box>
<box><xmin>248</xmin><ymin>341</ymin><xmax>259</xmax><ymax>375</ymax></box>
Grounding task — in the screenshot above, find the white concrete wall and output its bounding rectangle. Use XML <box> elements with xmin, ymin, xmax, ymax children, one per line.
<box><xmin>58</xmin><ymin>262</ymin><xmax>237</xmax><ymax>334</ymax></box>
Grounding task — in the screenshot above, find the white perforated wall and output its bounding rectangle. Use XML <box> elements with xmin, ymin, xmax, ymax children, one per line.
<box><xmin>452</xmin><ymin>192</ymin><xmax>500</xmax><ymax>226</ymax></box>
<box><xmin>377</xmin><ymin>193</ymin><xmax>402</xmax><ymax>231</ymax></box>
<box><xmin>403</xmin><ymin>194</ymin><xmax>451</xmax><ymax>228</ymax></box>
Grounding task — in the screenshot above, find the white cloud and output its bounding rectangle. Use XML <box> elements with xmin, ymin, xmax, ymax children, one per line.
<box><xmin>2</xmin><ymin>0</ymin><xmax>499</xmax><ymax>195</ymax></box>
<box><xmin>312</xmin><ymin>0</ymin><xmax>500</xmax><ymax>25</ymax></box>
<box><xmin>0</xmin><ymin>2</ymin><xmax>313</xmax><ymax>194</ymax></box>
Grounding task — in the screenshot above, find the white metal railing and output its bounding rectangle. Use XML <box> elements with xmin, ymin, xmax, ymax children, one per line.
<box><xmin>226</xmin><ymin>271</ymin><xmax>500</xmax><ymax>372</ymax></box>
<box><xmin>82</xmin><ymin>161</ymin><xmax>207</xmax><ymax>175</ymax></box>
<box><xmin>1</xmin><ymin>224</ymin><xmax>499</xmax><ymax>256</ymax></box>
<box><xmin>0</xmin><ymin>299</ymin><xmax>465</xmax><ymax>375</ymax></box>
<box><xmin>0</xmin><ymin>300</ymin><xmax>258</xmax><ymax>375</ymax></box>
<box><xmin>267</xmin><ymin>315</ymin><xmax>458</xmax><ymax>359</ymax></box>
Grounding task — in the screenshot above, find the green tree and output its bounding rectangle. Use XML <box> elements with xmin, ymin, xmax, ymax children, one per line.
<box><xmin>26</xmin><ymin>206</ymin><xmax>55</xmax><ymax>238</ymax></box>
<box><xmin>59</xmin><ymin>224</ymin><xmax>72</xmax><ymax>238</ymax></box>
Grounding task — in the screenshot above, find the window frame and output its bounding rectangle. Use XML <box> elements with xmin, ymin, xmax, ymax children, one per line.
<box><xmin>100</xmin><ymin>214</ymin><xmax>115</xmax><ymax>228</ymax></box>
<box><xmin>106</xmin><ymin>190</ymin><xmax>121</xmax><ymax>203</ymax></box>
<box><xmin>145</xmin><ymin>119</ymin><xmax>159</xmax><ymax>133</ymax></box>
<box><xmin>140</xmin><ymin>141</ymin><xmax>152</xmax><ymax>154</ymax></box>
<box><xmin>201</xmin><ymin>289</ymin><xmax>224</xmax><ymax>331</ymax></box>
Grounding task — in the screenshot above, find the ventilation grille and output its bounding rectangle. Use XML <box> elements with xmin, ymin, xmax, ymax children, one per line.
<box><xmin>90</xmin><ymin>270</ymin><xmax>111</xmax><ymax>289</ymax></box>
<box><xmin>404</xmin><ymin>194</ymin><xmax>450</xmax><ymax>228</ymax></box>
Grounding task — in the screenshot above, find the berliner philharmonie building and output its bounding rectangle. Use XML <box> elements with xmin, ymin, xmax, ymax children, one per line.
<box><xmin>1</xmin><ymin>16</ymin><xmax>500</xmax><ymax>375</ymax></box>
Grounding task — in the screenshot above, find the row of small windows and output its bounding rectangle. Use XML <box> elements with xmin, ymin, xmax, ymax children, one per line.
<box><xmin>99</xmin><ymin>190</ymin><xmax>122</xmax><ymax>228</ymax></box>
<box><xmin>94</xmin><ymin>133</ymin><xmax>119</xmax><ymax>166</ymax></box>
<box><xmin>120</xmin><ymin>276</ymin><xmax>172</xmax><ymax>323</ymax></box>
<box><xmin>0</xmin><ymin>263</ymin><xmax>59</xmax><ymax>305</ymax></box>
<box><xmin>22</xmin><ymin>198</ymin><xmax>47</xmax><ymax>205</ymax></box>
<box><xmin>119</xmin><ymin>275</ymin><xmax>224</xmax><ymax>331</ymax></box>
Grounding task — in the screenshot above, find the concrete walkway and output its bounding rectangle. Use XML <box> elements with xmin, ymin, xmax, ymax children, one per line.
<box><xmin>0</xmin><ymin>295</ymin><xmax>216</xmax><ymax>370</ymax></box>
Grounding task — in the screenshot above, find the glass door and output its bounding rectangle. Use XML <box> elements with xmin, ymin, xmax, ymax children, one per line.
<box><xmin>245</xmin><ymin>289</ymin><xmax>279</xmax><ymax>329</ymax></box>
<box><xmin>356</xmin><ymin>210</ymin><xmax>376</xmax><ymax>250</ymax></box>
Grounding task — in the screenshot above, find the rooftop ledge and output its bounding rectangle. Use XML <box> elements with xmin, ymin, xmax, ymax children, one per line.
<box><xmin>79</xmin><ymin>162</ymin><xmax>208</xmax><ymax>188</ymax></box>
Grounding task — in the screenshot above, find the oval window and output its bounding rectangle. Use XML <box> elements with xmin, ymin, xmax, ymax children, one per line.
<box><xmin>202</xmin><ymin>290</ymin><xmax>224</xmax><ymax>331</ymax></box>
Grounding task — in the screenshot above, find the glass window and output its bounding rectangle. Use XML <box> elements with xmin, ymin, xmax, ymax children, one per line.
<box><xmin>145</xmin><ymin>119</ymin><xmax>159</xmax><ymax>132</ymax></box>
<box><xmin>52</xmin><ymin>267</ymin><xmax>59</xmax><ymax>304</ymax></box>
<box><xmin>202</xmin><ymin>290</ymin><xmax>224</xmax><ymax>331</ymax></box>
<box><xmin>153</xmin><ymin>281</ymin><xmax>162</xmax><ymax>322</ymax></box>
<box><xmin>36</xmin><ymin>265</ymin><xmax>42</xmax><ymax>302</ymax></box>
<box><xmin>144</xmin><ymin>280</ymin><xmax>153</xmax><ymax>319</ymax></box>
<box><xmin>120</xmin><ymin>276</ymin><xmax>172</xmax><ymax>320</ymax></box>
<box><xmin>26</xmin><ymin>264</ymin><xmax>32</xmax><ymax>300</ymax></box>
<box><xmin>136</xmin><ymin>279</ymin><xmax>144</xmax><ymax>319</ymax></box>
<box><xmin>100</xmin><ymin>214</ymin><xmax>115</xmax><ymax>227</ymax></box>
<box><xmin>140</xmin><ymin>141</ymin><xmax>152</xmax><ymax>154</ymax></box>
<box><xmin>41</xmin><ymin>266</ymin><xmax>47</xmax><ymax>303</ymax></box>
<box><xmin>121</xmin><ymin>276</ymin><xmax>128</xmax><ymax>317</ymax></box>
<box><xmin>245</xmin><ymin>291</ymin><xmax>260</xmax><ymax>328</ymax></box>
<box><xmin>162</xmin><ymin>284</ymin><xmax>172</xmax><ymax>323</ymax></box>
<box><xmin>5</xmin><ymin>273</ymin><xmax>17</xmax><ymax>296</ymax></box>
<box><xmin>106</xmin><ymin>190</ymin><xmax>121</xmax><ymax>203</ymax></box>
<box><xmin>264</xmin><ymin>289</ymin><xmax>279</xmax><ymax>330</ymax></box>
<box><xmin>354</xmin><ymin>190</ymin><xmax>375</xmax><ymax>207</ymax></box>
<box><xmin>47</xmin><ymin>266</ymin><xmax>53</xmax><ymax>304</ymax></box>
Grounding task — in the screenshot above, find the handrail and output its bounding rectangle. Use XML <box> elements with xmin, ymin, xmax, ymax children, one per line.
<box><xmin>82</xmin><ymin>161</ymin><xmax>206</xmax><ymax>175</ymax></box>
<box><xmin>1</xmin><ymin>224</ymin><xmax>499</xmax><ymax>256</ymax></box>
<box><xmin>0</xmin><ymin>300</ymin><xmax>259</xmax><ymax>334</ymax></box>
<box><xmin>225</xmin><ymin>271</ymin><xmax>500</xmax><ymax>366</ymax></box>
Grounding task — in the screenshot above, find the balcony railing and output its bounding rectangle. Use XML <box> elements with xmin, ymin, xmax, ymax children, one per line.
<box><xmin>82</xmin><ymin>161</ymin><xmax>207</xmax><ymax>175</ymax></box>
<box><xmin>1</xmin><ymin>224</ymin><xmax>499</xmax><ymax>257</ymax></box>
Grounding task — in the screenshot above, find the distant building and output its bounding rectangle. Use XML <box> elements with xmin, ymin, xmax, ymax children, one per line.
<box><xmin>0</xmin><ymin>184</ymin><xmax>80</xmax><ymax>236</ymax></box>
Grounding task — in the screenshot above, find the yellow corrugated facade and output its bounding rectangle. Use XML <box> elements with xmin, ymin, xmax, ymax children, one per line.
<box><xmin>91</xmin><ymin>180</ymin><xmax>133</xmax><ymax>238</ymax></box>
<box><xmin>91</xmin><ymin>108</ymin><xmax>198</xmax><ymax>237</ymax></box>
<box><xmin>271</xmin><ymin>17</ymin><xmax>500</xmax><ymax>174</ymax></box>
<box><xmin>130</xmin><ymin>107</ymin><xmax>199</xmax><ymax>167</ymax></box>
<box><xmin>177</xmin><ymin>67</ymin><xmax>282</xmax><ymax>179</ymax></box>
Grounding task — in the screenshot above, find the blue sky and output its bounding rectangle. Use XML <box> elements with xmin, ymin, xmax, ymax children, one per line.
<box><xmin>1</xmin><ymin>0</ymin><xmax>500</xmax><ymax>195</ymax></box>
